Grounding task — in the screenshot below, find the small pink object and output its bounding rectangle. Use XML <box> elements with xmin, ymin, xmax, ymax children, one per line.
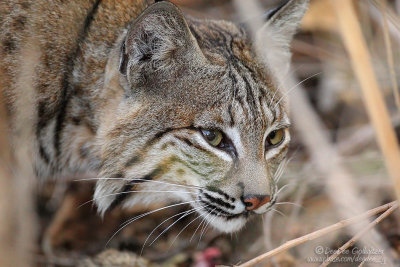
<box><xmin>194</xmin><ymin>247</ymin><xmax>222</xmax><ymax>267</ymax></box>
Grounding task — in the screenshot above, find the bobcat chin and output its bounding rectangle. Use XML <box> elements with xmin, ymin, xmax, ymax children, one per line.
<box><xmin>1</xmin><ymin>0</ymin><xmax>308</xmax><ymax>233</ymax></box>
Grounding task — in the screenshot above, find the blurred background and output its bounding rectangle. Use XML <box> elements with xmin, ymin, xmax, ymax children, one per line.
<box><xmin>1</xmin><ymin>0</ymin><xmax>400</xmax><ymax>266</ymax></box>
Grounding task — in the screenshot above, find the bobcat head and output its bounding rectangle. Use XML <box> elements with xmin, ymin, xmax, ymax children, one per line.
<box><xmin>95</xmin><ymin>0</ymin><xmax>308</xmax><ymax>233</ymax></box>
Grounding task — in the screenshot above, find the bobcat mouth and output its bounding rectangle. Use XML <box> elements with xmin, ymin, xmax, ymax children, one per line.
<box><xmin>201</xmin><ymin>204</ymin><xmax>247</xmax><ymax>220</ymax></box>
<box><xmin>195</xmin><ymin>200</ymin><xmax>248</xmax><ymax>233</ymax></box>
<box><xmin>198</xmin><ymin>194</ymin><xmax>246</xmax><ymax>219</ymax></box>
<box><xmin>194</xmin><ymin>190</ymin><xmax>249</xmax><ymax>232</ymax></box>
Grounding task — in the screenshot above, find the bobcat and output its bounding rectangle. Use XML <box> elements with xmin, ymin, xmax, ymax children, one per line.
<box><xmin>0</xmin><ymin>0</ymin><xmax>308</xmax><ymax>234</ymax></box>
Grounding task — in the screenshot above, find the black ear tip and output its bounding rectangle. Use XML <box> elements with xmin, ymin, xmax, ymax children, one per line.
<box><xmin>264</xmin><ymin>0</ymin><xmax>290</xmax><ymax>21</ymax></box>
<box><xmin>119</xmin><ymin>42</ymin><xmax>128</xmax><ymax>76</ymax></box>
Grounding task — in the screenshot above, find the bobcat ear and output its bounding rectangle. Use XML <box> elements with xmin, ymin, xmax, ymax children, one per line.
<box><xmin>255</xmin><ymin>0</ymin><xmax>309</xmax><ymax>75</ymax></box>
<box><xmin>119</xmin><ymin>1</ymin><xmax>204</xmax><ymax>85</ymax></box>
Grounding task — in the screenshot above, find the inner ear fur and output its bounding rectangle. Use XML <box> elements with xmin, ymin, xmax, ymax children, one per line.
<box><xmin>119</xmin><ymin>1</ymin><xmax>204</xmax><ymax>86</ymax></box>
<box><xmin>255</xmin><ymin>0</ymin><xmax>309</xmax><ymax>75</ymax></box>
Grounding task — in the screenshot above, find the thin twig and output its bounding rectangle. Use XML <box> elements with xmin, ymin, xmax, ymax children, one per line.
<box><xmin>236</xmin><ymin>201</ymin><xmax>397</xmax><ymax>267</ymax></box>
<box><xmin>319</xmin><ymin>202</ymin><xmax>399</xmax><ymax>267</ymax></box>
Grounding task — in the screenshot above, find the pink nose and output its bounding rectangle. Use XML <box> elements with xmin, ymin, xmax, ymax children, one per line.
<box><xmin>242</xmin><ymin>195</ymin><xmax>271</xmax><ymax>211</ymax></box>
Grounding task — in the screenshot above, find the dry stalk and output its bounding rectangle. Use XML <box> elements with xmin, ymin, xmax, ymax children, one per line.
<box><xmin>235</xmin><ymin>201</ymin><xmax>397</xmax><ymax>267</ymax></box>
<box><xmin>370</xmin><ymin>0</ymin><xmax>400</xmax><ymax>36</ymax></box>
<box><xmin>378</xmin><ymin>0</ymin><xmax>400</xmax><ymax>112</ymax></box>
<box><xmin>338</xmin><ymin>114</ymin><xmax>400</xmax><ymax>155</ymax></box>
<box><xmin>0</xmin><ymin>38</ymin><xmax>40</xmax><ymax>266</ymax></box>
<box><xmin>397</xmin><ymin>0</ymin><xmax>400</xmax><ymax>15</ymax></box>
<box><xmin>331</xmin><ymin>0</ymin><xmax>400</xmax><ymax>202</ymax></box>
<box><xmin>319</xmin><ymin>202</ymin><xmax>399</xmax><ymax>267</ymax></box>
<box><xmin>0</xmin><ymin>69</ymin><xmax>19</xmax><ymax>267</ymax></box>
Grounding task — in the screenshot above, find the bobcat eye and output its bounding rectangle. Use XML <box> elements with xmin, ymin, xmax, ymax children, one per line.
<box><xmin>266</xmin><ymin>129</ymin><xmax>285</xmax><ymax>148</ymax></box>
<box><xmin>201</xmin><ymin>129</ymin><xmax>223</xmax><ymax>147</ymax></box>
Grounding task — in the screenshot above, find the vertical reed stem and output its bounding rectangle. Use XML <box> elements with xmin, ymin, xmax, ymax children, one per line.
<box><xmin>331</xmin><ymin>0</ymin><xmax>400</xmax><ymax>202</ymax></box>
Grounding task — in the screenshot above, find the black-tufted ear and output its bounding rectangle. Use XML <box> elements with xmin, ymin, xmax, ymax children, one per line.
<box><xmin>119</xmin><ymin>1</ymin><xmax>204</xmax><ymax>87</ymax></box>
<box><xmin>255</xmin><ymin>0</ymin><xmax>309</xmax><ymax>75</ymax></box>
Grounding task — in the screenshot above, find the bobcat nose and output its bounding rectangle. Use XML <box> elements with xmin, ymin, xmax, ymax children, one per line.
<box><xmin>242</xmin><ymin>195</ymin><xmax>271</xmax><ymax>211</ymax></box>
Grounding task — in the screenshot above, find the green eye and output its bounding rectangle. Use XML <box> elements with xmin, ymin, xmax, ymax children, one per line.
<box><xmin>266</xmin><ymin>129</ymin><xmax>285</xmax><ymax>147</ymax></box>
<box><xmin>201</xmin><ymin>129</ymin><xmax>223</xmax><ymax>147</ymax></box>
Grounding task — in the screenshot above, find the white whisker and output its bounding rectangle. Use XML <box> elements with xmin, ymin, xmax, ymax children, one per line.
<box><xmin>274</xmin><ymin>72</ymin><xmax>322</xmax><ymax>109</ymax></box>
<box><xmin>149</xmin><ymin>208</ymin><xmax>198</xmax><ymax>246</ymax></box>
<box><xmin>141</xmin><ymin>207</ymin><xmax>199</xmax><ymax>255</ymax></box>
<box><xmin>274</xmin><ymin>159</ymin><xmax>287</xmax><ymax>184</ymax></box>
<box><xmin>168</xmin><ymin>206</ymin><xmax>208</xmax><ymax>249</ymax></box>
<box><xmin>74</xmin><ymin>177</ymin><xmax>204</xmax><ymax>190</ymax></box>
<box><xmin>275</xmin><ymin>150</ymin><xmax>300</xmax><ymax>184</ymax></box>
<box><xmin>269</xmin><ymin>208</ymin><xmax>286</xmax><ymax>217</ymax></box>
<box><xmin>105</xmin><ymin>200</ymin><xmax>198</xmax><ymax>247</ymax></box>
<box><xmin>190</xmin><ymin>208</ymin><xmax>216</xmax><ymax>243</ymax></box>
<box><xmin>198</xmin><ymin>210</ymin><xmax>219</xmax><ymax>244</ymax></box>
<box><xmin>276</xmin><ymin>183</ymin><xmax>295</xmax><ymax>196</ymax></box>
<box><xmin>274</xmin><ymin>159</ymin><xmax>286</xmax><ymax>177</ymax></box>
<box><xmin>190</xmin><ymin>213</ymin><xmax>208</xmax><ymax>242</ymax></box>
<box><xmin>275</xmin><ymin>201</ymin><xmax>304</xmax><ymax>209</ymax></box>
<box><xmin>77</xmin><ymin>189</ymin><xmax>196</xmax><ymax>209</ymax></box>
<box><xmin>269</xmin><ymin>64</ymin><xmax>305</xmax><ymax>106</ymax></box>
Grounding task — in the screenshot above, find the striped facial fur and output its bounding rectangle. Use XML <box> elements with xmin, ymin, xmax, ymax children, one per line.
<box><xmin>1</xmin><ymin>0</ymin><xmax>308</xmax><ymax>234</ymax></box>
<box><xmin>94</xmin><ymin>1</ymin><xmax>308</xmax><ymax>232</ymax></box>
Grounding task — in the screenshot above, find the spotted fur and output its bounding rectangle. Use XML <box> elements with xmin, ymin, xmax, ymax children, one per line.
<box><xmin>0</xmin><ymin>0</ymin><xmax>308</xmax><ymax>232</ymax></box>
